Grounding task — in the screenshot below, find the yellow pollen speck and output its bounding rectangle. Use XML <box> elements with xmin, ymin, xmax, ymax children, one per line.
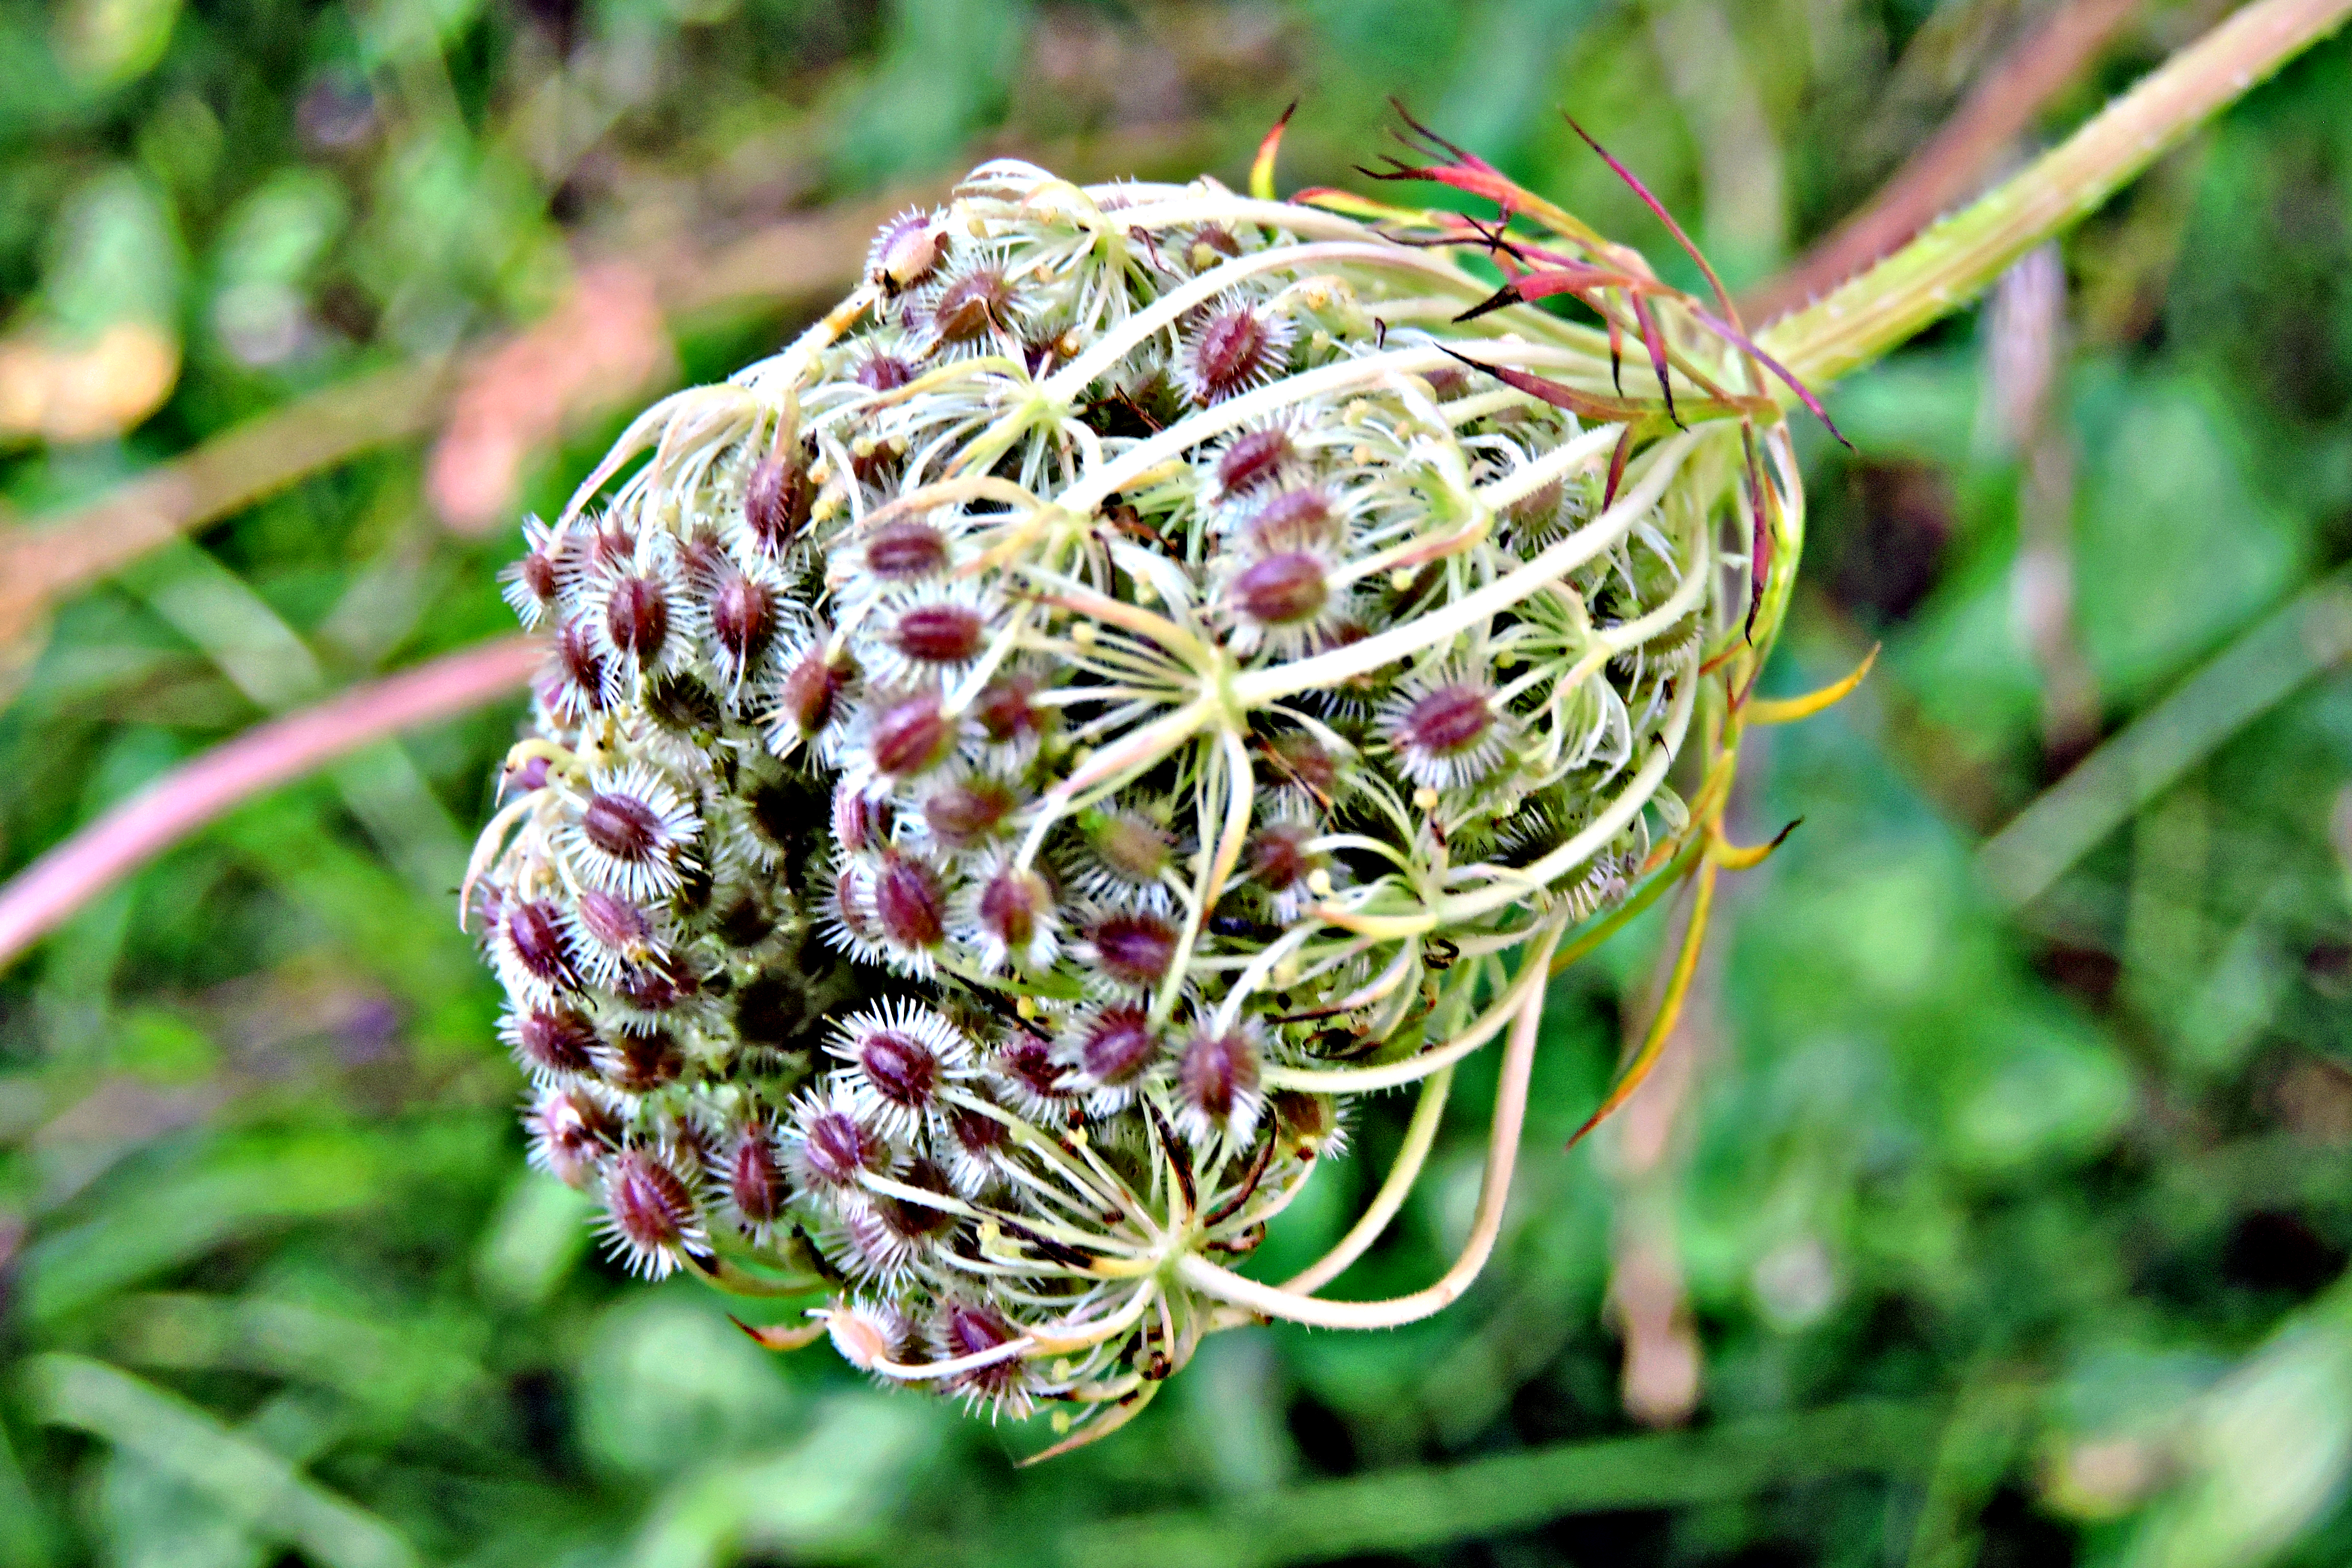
<box><xmin>1070</xmin><ymin>622</ymin><xmax>1097</xmax><ymax>646</ymax></box>
<box><xmin>1352</xmin><ymin>445</ymin><xmax>1375</xmax><ymax>465</ymax></box>
<box><xmin>1068</xmin><ymin>1129</ymin><xmax>1089</xmax><ymax>1148</ymax></box>
<box><xmin>1016</xmin><ymin>995</ymin><xmax>1039</xmax><ymax>1019</ymax></box>
<box><xmin>1389</xmin><ymin>567</ymin><xmax>1415</xmax><ymax>592</ymax></box>
<box><xmin>1057</xmin><ymin>330</ymin><xmax>1083</xmax><ymax>356</ymax></box>
<box><xmin>808</xmin><ymin>458</ymin><xmax>832</xmax><ymax>484</ymax></box>
<box><xmin>1413</xmin><ymin>786</ymin><xmax>1440</xmax><ymax>811</ymax></box>
<box><xmin>1306</xmin><ymin>868</ymin><xmax>1334</xmax><ymax>897</ymax></box>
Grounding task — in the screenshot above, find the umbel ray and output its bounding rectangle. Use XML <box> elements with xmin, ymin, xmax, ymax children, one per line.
<box><xmin>459</xmin><ymin>0</ymin><xmax>2352</xmax><ymax>1457</ymax></box>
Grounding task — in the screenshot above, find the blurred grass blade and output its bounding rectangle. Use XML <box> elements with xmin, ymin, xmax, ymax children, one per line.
<box><xmin>1058</xmin><ymin>1401</ymin><xmax>1943</xmax><ymax>1568</ymax></box>
<box><xmin>19</xmin><ymin>1136</ymin><xmax>393</xmax><ymax>1323</ymax></box>
<box><xmin>106</xmin><ymin>1293</ymin><xmax>495</xmax><ymax>1431</ymax></box>
<box><xmin>627</xmin><ymin>1396</ymin><xmax>936</xmax><ymax>1568</ymax></box>
<box><xmin>0</xmin><ymin>1411</ymin><xmax>56</xmax><ymax>1568</ymax></box>
<box><xmin>24</xmin><ymin>1354</ymin><xmax>419</xmax><ymax>1568</ymax></box>
<box><xmin>1980</xmin><ymin>572</ymin><xmax>2352</xmax><ymax>908</ymax></box>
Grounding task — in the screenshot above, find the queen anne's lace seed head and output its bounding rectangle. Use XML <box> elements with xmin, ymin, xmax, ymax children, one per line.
<box><xmin>468</xmin><ymin>151</ymin><xmax>1798</xmax><ymax>1448</ymax></box>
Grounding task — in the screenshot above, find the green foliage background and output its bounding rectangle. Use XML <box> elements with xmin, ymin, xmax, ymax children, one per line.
<box><xmin>3</xmin><ymin>1</ymin><xmax>2351</xmax><ymax>1563</ymax></box>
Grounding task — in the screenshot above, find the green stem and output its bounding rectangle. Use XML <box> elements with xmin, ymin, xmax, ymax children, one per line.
<box><xmin>1763</xmin><ymin>0</ymin><xmax>2352</xmax><ymax>386</ymax></box>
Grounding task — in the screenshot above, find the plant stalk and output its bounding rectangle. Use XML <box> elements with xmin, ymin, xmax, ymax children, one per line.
<box><xmin>1763</xmin><ymin>0</ymin><xmax>2352</xmax><ymax>386</ymax></box>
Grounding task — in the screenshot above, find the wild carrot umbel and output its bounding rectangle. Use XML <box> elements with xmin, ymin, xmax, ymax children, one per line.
<box><xmin>461</xmin><ymin>133</ymin><xmax>1810</xmax><ymax>1450</ymax></box>
<box><xmin>459</xmin><ymin>0</ymin><xmax>2352</xmax><ymax>1443</ymax></box>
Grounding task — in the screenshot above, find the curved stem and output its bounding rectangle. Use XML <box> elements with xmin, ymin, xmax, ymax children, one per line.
<box><xmin>1281</xmin><ymin>1066</ymin><xmax>1454</xmax><ymax>1295</ymax></box>
<box><xmin>1173</xmin><ymin>969</ymin><xmax>1547</xmax><ymax>1329</ymax></box>
<box><xmin>1262</xmin><ymin>915</ymin><xmax>1565</xmax><ymax>1093</ymax></box>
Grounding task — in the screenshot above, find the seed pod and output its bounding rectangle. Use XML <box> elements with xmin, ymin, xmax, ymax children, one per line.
<box><xmin>1231</xmin><ymin>551</ymin><xmax>1329</xmax><ymax>626</ymax></box>
<box><xmin>1216</xmin><ymin>427</ymin><xmax>1294</xmax><ymax>496</ymax></box>
<box><xmin>745</xmin><ymin>454</ymin><xmax>814</xmax><ymax>552</ymax></box>
<box><xmin>468</xmin><ymin>153</ymin><xmax>1783</xmax><ymax>1435</ymax></box>
<box><xmin>598</xmin><ymin>1146</ymin><xmax>705</xmax><ymax>1278</ymax></box>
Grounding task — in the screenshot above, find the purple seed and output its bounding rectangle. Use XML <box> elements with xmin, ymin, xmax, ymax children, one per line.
<box><xmin>605</xmin><ymin>575</ymin><xmax>669</xmax><ymax>661</ymax></box>
<box><xmin>860</xmin><ymin>1031</ymin><xmax>938</xmax><ymax>1108</ymax></box>
<box><xmin>933</xmin><ymin>269</ymin><xmax>1010</xmax><ymax>341</ymax></box>
<box><xmin>554</xmin><ymin>623</ymin><xmax>608</xmax><ymax>710</ymax></box>
<box><xmin>870</xmin><ymin>694</ymin><xmax>952</xmax><ymax>777</ymax></box>
<box><xmin>576</xmin><ymin>889</ymin><xmax>650</xmax><ymax>949</ymax></box>
<box><xmin>1246</xmin><ymin>488</ymin><xmax>1335</xmax><ymax>549</ymax></box>
<box><xmin>582</xmin><ymin>791</ymin><xmax>664</xmax><ymax>860</ymax></box>
<box><xmin>517</xmin><ymin>1008</ymin><xmax>598</xmax><ymax>1074</ymax></box>
<box><xmin>1232</xmin><ymin>552</ymin><xmax>1329</xmax><ymax>625</ymax></box>
<box><xmin>710</xmin><ymin>573</ymin><xmax>775</xmax><ymax>666</ymax></box>
<box><xmin>977</xmin><ymin>867</ymin><xmax>1049</xmax><ymax>949</ymax></box>
<box><xmin>1188</xmin><ymin>305</ymin><xmax>1275</xmax><ymax>402</ymax></box>
<box><xmin>1399</xmin><ymin>684</ymin><xmax>1494</xmax><ymax>756</ymax></box>
<box><xmin>864</xmin><ymin>519</ymin><xmax>949</xmax><ymax>579</ymax></box>
<box><xmin>1267</xmin><ymin>731</ymin><xmax>1337</xmax><ymax>796</ymax></box>
<box><xmin>923</xmin><ymin>779</ymin><xmax>1015</xmax><ymax>847</ymax></box>
<box><xmin>605</xmin><ymin>1147</ymin><xmax>696</xmax><ymax>1255</ymax></box>
<box><xmin>975</xmin><ymin>673</ymin><xmax>1042</xmax><ymax>745</ymax></box>
<box><xmin>602</xmin><ymin>1029</ymin><xmax>682</xmax><ymax>1091</ymax></box>
<box><xmin>999</xmin><ymin>1038</ymin><xmax>1065</xmax><ymax>1102</ymax></box>
<box><xmin>779</xmin><ymin>650</ymin><xmax>849</xmax><ymax>735</ymax></box>
<box><xmin>803</xmin><ymin>1110</ymin><xmax>873</xmax><ymax>1186</ymax></box>
<box><xmin>507</xmin><ymin>900</ymin><xmax>574</xmax><ymax>984</ymax></box>
<box><xmin>1217</xmin><ymin>428</ymin><xmax>1293</xmax><ymax>495</ymax></box>
<box><xmin>1089</xmin><ymin>914</ymin><xmax>1178</xmax><ymax>989</ymax></box>
<box><xmin>616</xmin><ymin>958</ymin><xmax>694</xmax><ymax>1015</ymax></box>
<box><xmin>951</xmin><ymin>1106</ymin><xmax>1006</xmax><ymax>1155</ymax></box>
<box><xmin>872</xmin><ymin>855</ymin><xmax>946</xmax><ymax>949</ymax></box>
<box><xmin>1080</xmin><ymin>1006</ymin><xmax>1160</xmax><ymax>1084</ymax></box>
<box><xmin>1191</xmin><ymin>224</ymin><xmax>1242</xmax><ymax>261</ymax></box>
<box><xmin>520</xmin><ymin>550</ymin><xmax>560</xmax><ymax>600</ymax></box>
<box><xmin>729</xmin><ymin>1134</ymin><xmax>787</xmax><ymax>1225</ymax></box>
<box><xmin>745</xmin><ymin>456</ymin><xmax>813</xmax><ymax>550</ymax></box>
<box><xmin>1179</xmin><ymin>1028</ymin><xmax>1258</xmax><ymax>1123</ymax></box>
<box><xmin>856</xmin><ymin>354</ymin><xmax>914</xmax><ymax>391</ymax></box>
<box><xmin>892</xmin><ymin>603</ymin><xmax>985</xmax><ymax>664</ymax></box>
<box><xmin>1248</xmin><ymin>823</ymin><xmax>1312</xmax><ymax>891</ymax></box>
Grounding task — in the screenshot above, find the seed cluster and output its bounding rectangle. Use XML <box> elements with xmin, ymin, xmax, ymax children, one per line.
<box><xmin>469</xmin><ymin>157</ymin><xmax>1744</xmax><ymax>1442</ymax></box>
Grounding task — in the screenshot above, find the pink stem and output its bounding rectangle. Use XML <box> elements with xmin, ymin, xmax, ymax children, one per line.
<box><xmin>0</xmin><ymin>634</ymin><xmax>542</xmax><ymax>971</ymax></box>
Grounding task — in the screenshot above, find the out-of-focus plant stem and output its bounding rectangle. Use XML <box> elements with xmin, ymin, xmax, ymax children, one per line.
<box><xmin>1762</xmin><ymin>0</ymin><xmax>2352</xmax><ymax>386</ymax></box>
<box><xmin>1743</xmin><ymin>0</ymin><xmax>2143</xmax><ymax>324</ymax></box>
<box><xmin>0</xmin><ymin>635</ymin><xmax>541</xmax><ymax>971</ymax></box>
